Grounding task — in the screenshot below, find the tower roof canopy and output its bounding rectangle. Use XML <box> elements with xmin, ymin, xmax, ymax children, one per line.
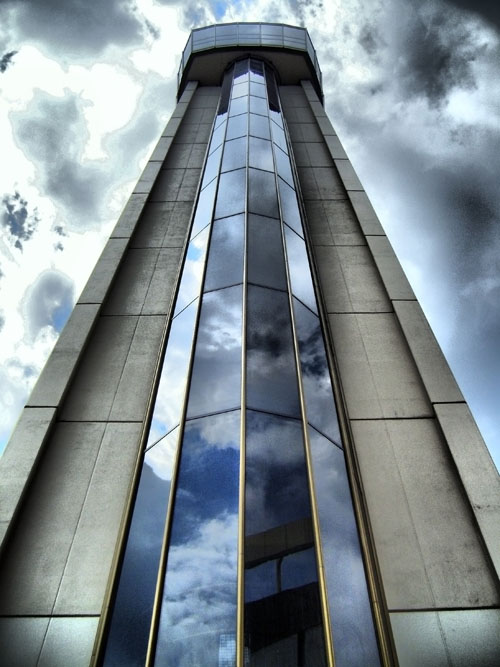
<box><xmin>177</xmin><ymin>22</ymin><xmax>323</xmax><ymax>102</ymax></box>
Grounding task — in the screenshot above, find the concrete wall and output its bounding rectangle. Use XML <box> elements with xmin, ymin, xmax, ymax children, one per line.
<box><xmin>0</xmin><ymin>83</ymin><xmax>220</xmax><ymax>666</ymax></box>
<box><xmin>280</xmin><ymin>81</ymin><xmax>500</xmax><ymax>665</ymax></box>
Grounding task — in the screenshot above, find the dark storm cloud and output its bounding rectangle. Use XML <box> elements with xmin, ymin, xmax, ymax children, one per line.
<box><xmin>1</xmin><ymin>0</ymin><xmax>143</xmax><ymax>57</ymax></box>
<box><xmin>445</xmin><ymin>0</ymin><xmax>500</xmax><ymax>31</ymax></box>
<box><xmin>12</xmin><ymin>91</ymin><xmax>112</xmax><ymax>225</ymax></box>
<box><xmin>0</xmin><ymin>50</ymin><xmax>17</xmax><ymax>73</ymax></box>
<box><xmin>23</xmin><ymin>270</ymin><xmax>74</xmax><ymax>339</ymax></box>
<box><xmin>1</xmin><ymin>192</ymin><xmax>39</xmax><ymax>251</ymax></box>
<box><xmin>358</xmin><ymin>25</ymin><xmax>383</xmax><ymax>57</ymax></box>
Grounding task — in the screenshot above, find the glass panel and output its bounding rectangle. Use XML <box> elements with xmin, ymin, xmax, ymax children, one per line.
<box><xmin>248</xmin><ymin>168</ymin><xmax>278</xmax><ymax>219</ymax></box>
<box><xmin>246</xmin><ymin>285</ymin><xmax>300</xmax><ymax>417</ymax></box>
<box><xmin>221</xmin><ymin>136</ymin><xmax>247</xmax><ymax>173</ymax></box>
<box><xmin>271</xmin><ymin>121</ymin><xmax>288</xmax><ymax>153</ymax></box>
<box><xmin>238</xmin><ymin>24</ymin><xmax>260</xmax><ymax>43</ymax></box>
<box><xmin>202</xmin><ymin>144</ymin><xmax>222</xmax><ymax>189</ymax></box>
<box><xmin>191</xmin><ymin>179</ymin><xmax>216</xmax><ymax>238</ymax></box>
<box><xmin>233</xmin><ymin>59</ymin><xmax>249</xmax><ymax>81</ymax></box>
<box><xmin>215</xmin><ymin>169</ymin><xmax>245</xmax><ymax>219</ymax></box>
<box><xmin>217</xmin><ymin>68</ymin><xmax>233</xmax><ymax>117</ymax></box>
<box><xmin>250</xmin><ymin>81</ymin><xmax>266</xmax><ymax>98</ymax></box>
<box><xmin>244</xmin><ymin>410</ymin><xmax>326</xmax><ymax>666</ymax></box>
<box><xmin>249</xmin><ymin>95</ymin><xmax>268</xmax><ymax>116</ymax></box>
<box><xmin>248</xmin><ymin>137</ymin><xmax>274</xmax><ymax>172</ymax></box>
<box><xmin>283</xmin><ymin>26</ymin><xmax>306</xmax><ymax>49</ymax></box>
<box><xmin>175</xmin><ymin>226</ymin><xmax>210</xmax><ymax>315</ymax></box>
<box><xmin>293</xmin><ymin>298</ymin><xmax>340</xmax><ymax>443</ymax></box>
<box><xmin>274</xmin><ymin>145</ymin><xmax>294</xmax><ymax>187</ymax></box>
<box><xmin>102</xmin><ymin>428</ymin><xmax>179</xmax><ymax>667</ymax></box>
<box><xmin>249</xmin><ymin>59</ymin><xmax>264</xmax><ymax>79</ymax></box>
<box><xmin>193</xmin><ymin>26</ymin><xmax>215</xmax><ymax>50</ymax></box>
<box><xmin>278</xmin><ymin>178</ymin><xmax>303</xmax><ymax>236</ymax></box>
<box><xmin>265</xmin><ymin>66</ymin><xmax>280</xmax><ymax>113</ymax></box>
<box><xmin>154</xmin><ymin>411</ymin><xmax>240</xmax><ymax>666</ymax></box>
<box><xmin>285</xmin><ymin>228</ymin><xmax>318</xmax><ymax>314</ymax></box>
<box><xmin>209</xmin><ymin>120</ymin><xmax>227</xmax><ymax>154</ymax></box>
<box><xmin>309</xmin><ymin>428</ymin><xmax>380</xmax><ymax>667</ymax></box>
<box><xmin>261</xmin><ymin>24</ymin><xmax>283</xmax><ymax>44</ymax></box>
<box><xmin>232</xmin><ymin>81</ymin><xmax>249</xmax><ymax>99</ymax></box>
<box><xmin>187</xmin><ymin>285</ymin><xmax>242</xmax><ymax>418</ymax></box>
<box><xmin>247</xmin><ymin>214</ymin><xmax>287</xmax><ymax>291</ymax></box>
<box><xmin>204</xmin><ymin>214</ymin><xmax>244</xmax><ymax>292</ymax></box>
<box><xmin>229</xmin><ymin>95</ymin><xmax>248</xmax><ymax>117</ymax></box>
<box><xmin>216</xmin><ymin>25</ymin><xmax>238</xmax><ymax>47</ymax></box>
<box><xmin>226</xmin><ymin>114</ymin><xmax>247</xmax><ymax>140</ymax></box>
<box><xmin>249</xmin><ymin>113</ymin><xmax>270</xmax><ymax>140</ymax></box>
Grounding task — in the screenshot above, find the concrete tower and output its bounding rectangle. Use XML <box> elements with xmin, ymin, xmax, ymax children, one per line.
<box><xmin>0</xmin><ymin>23</ymin><xmax>499</xmax><ymax>667</ymax></box>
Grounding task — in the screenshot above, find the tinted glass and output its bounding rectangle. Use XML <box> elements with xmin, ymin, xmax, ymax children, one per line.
<box><xmin>249</xmin><ymin>137</ymin><xmax>274</xmax><ymax>172</ymax></box>
<box><xmin>293</xmin><ymin>298</ymin><xmax>340</xmax><ymax>443</ymax></box>
<box><xmin>271</xmin><ymin>121</ymin><xmax>287</xmax><ymax>153</ymax></box>
<box><xmin>250</xmin><ymin>81</ymin><xmax>266</xmax><ymax>98</ymax></box>
<box><xmin>221</xmin><ymin>136</ymin><xmax>247</xmax><ymax>172</ymax></box>
<box><xmin>309</xmin><ymin>428</ymin><xmax>380</xmax><ymax>667</ymax></box>
<box><xmin>232</xmin><ymin>81</ymin><xmax>249</xmax><ymax>98</ymax></box>
<box><xmin>175</xmin><ymin>225</ymin><xmax>210</xmax><ymax>314</ymax></box>
<box><xmin>248</xmin><ymin>168</ymin><xmax>278</xmax><ymax>218</ymax></box>
<box><xmin>247</xmin><ymin>214</ymin><xmax>287</xmax><ymax>291</ymax></box>
<box><xmin>202</xmin><ymin>144</ymin><xmax>222</xmax><ymax>189</ymax></box>
<box><xmin>249</xmin><ymin>113</ymin><xmax>270</xmax><ymax>140</ymax></box>
<box><xmin>233</xmin><ymin>59</ymin><xmax>249</xmax><ymax>80</ymax></box>
<box><xmin>155</xmin><ymin>412</ymin><xmax>240</xmax><ymax>666</ymax></box>
<box><xmin>230</xmin><ymin>95</ymin><xmax>248</xmax><ymax>116</ymax></box>
<box><xmin>204</xmin><ymin>214</ymin><xmax>244</xmax><ymax>292</ymax></box>
<box><xmin>226</xmin><ymin>114</ymin><xmax>247</xmax><ymax>140</ymax></box>
<box><xmin>249</xmin><ymin>59</ymin><xmax>264</xmax><ymax>78</ymax></box>
<box><xmin>249</xmin><ymin>95</ymin><xmax>268</xmax><ymax>116</ymax></box>
<box><xmin>209</xmin><ymin>120</ymin><xmax>227</xmax><ymax>154</ymax></box>
<box><xmin>285</xmin><ymin>227</ymin><xmax>317</xmax><ymax>313</ymax></box>
<box><xmin>278</xmin><ymin>178</ymin><xmax>303</xmax><ymax>236</ymax></box>
<box><xmin>191</xmin><ymin>178</ymin><xmax>217</xmax><ymax>238</ymax></box>
<box><xmin>274</xmin><ymin>145</ymin><xmax>294</xmax><ymax>187</ymax></box>
<box><xmin>215</xmin><ymin>169</ymin><xmax>245</xmax><ymax>219</ymax></box>
<box><xmin>102</xmin><ymin>428</ymin><xmax>179</xmax><ymax>667</ymax></box>
<box><xmin>187</xmin><ymin>285</ymin><xmax>242</xmax><ymax>418</ymax></box>
<box><xmin>246</xmin><ymin>285</ymin><xmax>300</xmax><ymax>417</ymax></box>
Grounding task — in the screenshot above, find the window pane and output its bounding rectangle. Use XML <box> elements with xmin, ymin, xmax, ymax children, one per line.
<box><xmin>202</xmin><ymin>144</ymin><xmax>222</xmax><ymax>189</ymax></box>
<box><xmin>193</xmin><ymin>26</ymin><xmax>215</xmax><ymax>50</ymax></box>
<box><xmin>221</xmin><ymin>136</ymin><xmax>247</xmax><ymax>172</ymax></box>
<box><xmin>175</xmin><ymin>226</ymin><xmax>210</xmax><ymax>314</ymax></box>
<box><xmin>233</xmin><ymin>58</ymin><xmax>249</xmax><ymax>82</ymax></box>
<box><xmin>215</xmin><ymin>24</ymin><xmax>238</xmax><ymax>47</ymax></box>
<box><xmin>278</xmin><ymin>178</ymin><xmax>303</xmax><ymax>236</ymax></box>
<box><xmin>238</xmin><ymin>24</ymin><xmax>260</xmax><ymax>42</ymax></box>
<box><xmin>215</xmin><ymin>169</ymin><xmax>245</xmax><ymax>219</ymax></box>
<box><xmin>249</xmin><ymin>59</ymin><xmax>264</xmax><ymax>79</ymax></box>
<box><xmin>102</xmin><ymin>428</ymin><xmax>179</xmax><ymax>667</ymax></box>
<box><xmin>249</xmin><ymin>113</ymin><xmax>270</xmax><ymax>140</ymax></box>
<box><xmin>249</xmin><ymin>137</ymin><xmax>274</xmax><ymax>172</ymax></box>
<box><xmin>191</xmin><ymin>178</ymin><xmax>216</xmax><ymax>238</ymax></box>
<box><xmin>155</xmin><ymin>411</ymin><xmax>240</xmax><ymax>666</ymax></box>
<box><xmin>226</xmin><ymin>114</ymin><xmax>248</xmax><ymax>140</ymax></box>
<box><xmin>204</xmin><ymin>214</ymin><xmax>244</xmax><ymax>292</ymax></box>
<box><xmin>309</xmin><ymin>428</ymin><xmax>380</xmax><ymax>667</ymax></box>
<box><xmin>248</xmin><ymin>168</ymin><xmax>278</xmax><ymax>218</ymax></box>
<box><xmin>246</xmin><ymin>285</ymin><xmax>300</xmax><ymax>417</ymax></box>
<box><xmin>230</xmin><ymin>95</ymin><xmax>248</xmax><ymax>116</ymax></box>
<box><xmin>232</xmin><ymin>81</ymin><xmax>249</xmax><ymax>99</ymax></box>
<box><xmin>187</xmin><ymin>285</ymin><xmax>242</xmax><ymax>417</ymax></box>
<box><xmin>247</xmin><ymin>214</ymin><xmax>287</xmax><ymax>291</ymax></box>
<box><xmin>249</xmin><ymin>95</ymin><xmax>268</xmax><ymax>116</ymax></box>
<box><xmin>250</xmin><ymin>81</ymin><xmax>266</xmax><ymax>98</ymax></box>
<box><xmin>285</xmin><ymin>227</ymin><xmax>317</xmax><ymax>313</ymax></box>
<box><xmin>209</xmin><ymin>120</ymin><xmax>227</xmax><ymax>154</ymax></box>
<box><xmin>271</xmin><ymin>121</ymin><xmax>287</xmax><ymax>153</ymax></box>
<box><xmin>293</xmin><ymin>298</ymin><xmax>340</xmax><ymax>442</ymax></box>
<box><xmin>274</xmin><ymin>145</ymin><xmax>294</xmax><ymax>187</ymax></box>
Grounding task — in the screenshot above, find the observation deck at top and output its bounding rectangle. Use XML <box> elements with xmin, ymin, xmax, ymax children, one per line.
<box><xmin>177</xmin><ymin>22</ymin><xmax>323</xmax><ymax>102</ymax></box>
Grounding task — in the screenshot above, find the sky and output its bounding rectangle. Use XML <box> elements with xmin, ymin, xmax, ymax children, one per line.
<box><xmin>0</xmin><ymin>0</ymin><xmax>499</xmax><ymax>471</ymax></box>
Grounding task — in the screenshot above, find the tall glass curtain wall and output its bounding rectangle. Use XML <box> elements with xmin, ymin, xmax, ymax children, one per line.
<box><xmin>102</xmin><ymin>59</ymin><xmax>380</xmax><ymax>667</ymax></box>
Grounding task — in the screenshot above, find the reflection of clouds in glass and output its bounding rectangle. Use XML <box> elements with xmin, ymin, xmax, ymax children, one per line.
<box><xmin>309</xmin><ymin>428</ymin><xmax>380</xmax><ymax>667</ymax></box>
<box><xmin>285</xmin><ymin>226</ymin><xmax>317</xmax><ymax>314</ymax></box>
<box><xmin>155</xmin><ymin>412</ymin><xmax>240</xmax><ymax>666</ymax></box>
<box><xmin>204</xmin><ymin>214</ymin><xmax>244</xmax><ymax>292</ymax></box>
<box><xmin>147</xmin><ymin>300</ymin><xmax>197</xmax><ymax>446</ymax></box>
<box><xmin>174</xmin><ymin>224</ymin><xmax>209</xmax><ymax>315</ymax></box>
<box><xmin>293</xmin><ymin>298</ymin><xmax>341</xmax><ymax>444</ymax></box>
<box><xmin>187</xmin><ymin>285</ymin><xmax>242</xmax><ymax>418</ymax></box>
<box><xmin>191</xmin><ymin>177</ymin><xmax>217</xmax><ymax>238</ymax></box>
<box><xmin>245</xmin><ymin>410</ymin><xmax>311</xmax><ymax>536</ymax></box>
<box><xmin>145</xmin><ymin>427</ymin><xmax>179</xmax><ymax>481</ymax></box>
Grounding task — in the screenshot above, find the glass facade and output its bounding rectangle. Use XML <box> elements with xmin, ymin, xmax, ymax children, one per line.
<box><xmin>101</xmin><ymin>58</ymin><xmax>380</xmax><ymax>666</ymax></box>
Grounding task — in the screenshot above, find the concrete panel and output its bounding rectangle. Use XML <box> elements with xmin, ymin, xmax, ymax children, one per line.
<box><xmin>288</xmin><ymin>123</ymin><xmax>323</xmax><ymax>143</ymax></box>
<box><xmin>111</xmin><ymin>193</ymin><xmax>149</xmax><ymax>238</ymax></box>
<box><xmin>102</xmin><ymin>248</ymin><xmax>160</xmax><ymax>316</ymax></box>
<box><xmin>324</xmin><ymin>135</ymin><xmax>348</xmax><ymax>159</ymax></box>
<box><xmin>162</xmin><ymin>116</ymin><xmax>183</xmax><ymax>137</ymax></box>
<box><xmin>78</xmin><ymin>238</ymin><xmax>128</xmax><ymax>304</ymax></box>
<box><xmin>329</xmin><ymin>313</ymin><xmax>432</xmax><ymax>418</ymax></box>
<box><xmin>390</xmin><ymin>612</ymin><xmax>448</xmax><ymax>666</ymax></box>
<box><xmin>0</xmin><ymin>407</ymin><xmax>56</xmax><ymax>550</ymax></box>
<box><xmin>348</xmin><ymin>191</ymin><xmax>385</xmax><ymax>235</ymax></box>
<box><xmin>149</xmin><ymin>168</ymin><xmax>185</xmax><ymax>202</ymax></box>
<box><xmin>149</xmin><ymin>135</ymin><xmax>173</xmax><ymax>162</ymax></box>
<box><xmin>163</xmin><ymin>142</ymin><xmax>193</xmax><ymax>168</ymax></box>
<box><xmin>283</xmin><ymin>106</ymin><xmax>316</xmax><ymax>123</ymax></box>
<box><xmin>54</xmin><ymin>422</ymin><xmax>142</xmax><ymax>614</ymax></box>
<box><xmin>316</xmin><ymin>245</ymin><xmax>391</xmax><ymax>313</ymax></box>
<box><xmin>309</xmin><ymin>99</ymin><xmax>326</xmax><ymax>117</ymax></box>
<box><xmin>177</xmin><ymin>167</ymin><xmax>202</xmax><ymax>201</ymax></box>
<box><xmin>297</xmin><ymin>166</ymin><xmax>345</xmax><ymax>200</ymax></box>
<box><xmin>109</xmin><ymin>315</ymin><xmax>165</xmax><ymax>422</ymax></box>
<box><xmin>304</xmin><ymin>142</ymin><xmax>333</xmax><ymax>167</ymax></box>
<box><xmin>0</xmin><ymin>421</ymin><xmax>105</xmax><ymax>614</ymax></box>
<box><xmin>163</xmin><ymin>201</ymin><xmax>194</xmax><ymax>247</ymax></box>
<box><xmin>130</xmin><ymin>201</ymin><xmax>175</xmax><ymax>248</ymax></box>
<box><xmin>61</xmin><ymin>316</ymin><xmax>138</xmax><ymax>422</ymax></box>
<box><xmin>174</xmin><ymin>122</ymin><xmax>212</xmax><ymax>144</ymax></box>
<box><xmin>316</xmin><ymin>115</ymin><xmax>336</xmax><ymax>136</ymax></box>
<box><xmin>132</xmin><ymin>161</ymin><xmax>162</xmax><ymax>193</ymax></box>
<box><xmin>353</xmin><ymin>419</ymin><xmax>499</xmax><ymax>609</ymax></box>
<box><xmin>28</xmin><ymin>304</ymin><xmax>100</xmax><ymax>407</ymax></box>
<box><xmin>187</xmin><ymin>143</ymin><xmax>207</xmax><ymax>168</ymax></box>
<box><xmin>0</xmin><ymin>617</ymin><xmax>49</xmax><ymax>667</ymax></box>
<box><xmin>142</xmin><ymin>247</ymin><xmax>183</xmax><ymax>315</ymax></box>
<box><xmin>171</xmin><ymin>101</ymin><xmax>189</xmax><ymax>118</ymax></box>
<box><xmin>435</xmin><ymin>402</ymin><xmax>500</xmax><ymax>577</ymax></box>
<box><xmin>334</xmin><ymin>159</ymin><xmax>364</xmax><ymax>191</ymax></box>
<box><xmin>38</xmin><ymin>616</ymin><xmax>99</xmax><ymax>667</ymax></box>
<box><xmin>367</xmin><ymin>236</ymin><xmax>415</xmax><ymax>300</ymax></box>
<box><xmin>394</xmin><ymin>302</ymin><xmax>463</xmax><ymax>403</ymax></box>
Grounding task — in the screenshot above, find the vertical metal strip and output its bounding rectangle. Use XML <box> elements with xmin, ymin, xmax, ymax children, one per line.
<box><xmin>236</xmin><ymin>57</ymin><xmax>250</xmax><ymax>667</ymax></box>
<box><xmin>267</xmin><ymin>67</ymin><xmax>335</xmax><ymax>667</ymax></box>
